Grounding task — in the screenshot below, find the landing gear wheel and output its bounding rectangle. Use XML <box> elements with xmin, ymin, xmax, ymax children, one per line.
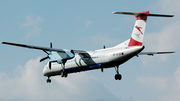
<box><xmin>46</xmin><ymin>77</ymin><xmax>51</xmax><ymax>83</ymax></box>
<box><xmin>114</xmin><ymin>65</ymin><xmax>122</xmax><ymax>80</ymax></box>
<box><xmin>114</xmin><ymin>74</ymin><xmax>122</xmax><ymax>80</ymax></box>
<box><xmin>61</xmin><ymin>71</ymin><xmax>64</xmax><ymax>77</ymax></box>
<box><xmin>61</xmin><ymin>71</ymin><xmax>68</xmax><ymax>78</ymax></box>
<box><xmin>64</xmin><ymin>72</ymin><xmax>68</xmax><ymax>78</ymax></box>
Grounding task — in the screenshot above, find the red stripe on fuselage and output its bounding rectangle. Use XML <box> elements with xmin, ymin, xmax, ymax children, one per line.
<box><xmin>128</xmin><ymin>37</ymin><xmax>142</xmax><ymax>47</ymax></box>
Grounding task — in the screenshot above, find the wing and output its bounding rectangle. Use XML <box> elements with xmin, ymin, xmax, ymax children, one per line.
<box><xmin>2</xmin><ymin>42</ymin><xmax>86</xmax><ymax>53</ymax></box>
<box><xmin>2</xmin><ymin>41</ymin><xmax>88</xmax><ymax>69</ymax></box>
<box><xmin>138</xmin><ymin>51</ymin><xmax>175</xmax><ymax>56</ymax></box>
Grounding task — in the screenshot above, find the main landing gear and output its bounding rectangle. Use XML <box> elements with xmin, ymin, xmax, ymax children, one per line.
<box><xmin>61</xmin><ymin>71</ymin><xmax>68</xmax><ymax>77</ymax></box>
<box><xmin>114</xmin><ymin>66</ymin><xmax>122</xmax><ymax>80</ymax></box>
<box><xmin>61</xmin><ymin>63</ymin><xmax>68</xmax><ymax>78</ymax></box>
<box><xmin>47</xmin><ymin>76</ymin><xmax>51</xmax><ymax>83</ymax></box>
<box><xmin>46</xmin><ymin>63</ymin><xmax>68</xmax><ymax>83</ymax></box>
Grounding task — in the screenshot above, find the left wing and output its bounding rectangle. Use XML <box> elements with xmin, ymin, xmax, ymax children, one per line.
<box><xmin>138</xmin><ymin>51</ymin><xmax>175</xmax><ymax>56</ymax></box>
<box><xmin>2</xmin><ymin>41</ymin><xmax>87</xmax><ymax>69</ymax></box>
<box><xmin>2</xmin><ymin>42</ymin><xmax>86</xmax><ymax>53</ymax></box>
<box><xmin>2</xmin><ymin>42</ymin><xmax>65</xmax><ymax>52</ymax></box>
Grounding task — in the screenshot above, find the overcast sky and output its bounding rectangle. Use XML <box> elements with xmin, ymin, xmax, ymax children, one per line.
<box><xmin>0</xmin><ymin>0</ymin><xmax>180</xmax><ymax>101</ymax></box>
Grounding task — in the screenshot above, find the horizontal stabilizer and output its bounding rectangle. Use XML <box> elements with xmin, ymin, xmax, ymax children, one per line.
<box><xmin>138</xmin><ymin>51</ymin><xmax>175</xmax><ymax>56</ymax></box>
<box><xmin>113</xmin><ymin>11</ymin><xmax>174</xmax><ymax>17</ymax></box>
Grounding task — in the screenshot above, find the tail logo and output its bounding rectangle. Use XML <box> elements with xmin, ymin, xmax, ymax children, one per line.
<box><xmin>135</xmin><ymin>26</ymin><xmax>143</xmax><ymax>35</ymax></box>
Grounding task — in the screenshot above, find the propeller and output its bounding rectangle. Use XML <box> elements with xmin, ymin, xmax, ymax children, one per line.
<box><xmin>40</xmin><ymin>56</ymin><xmax>49</xmax><ymax>62</ymax></box>
<box><xmin>40</xmin><ymin>42</ymin><xmax>52</xmax><ymax>69</ymax></box>
<box><xmin>50</xmin><ymin>42</ymin><xmax>52</xmax><ymax>48</ymax></box>
<box><xmin>49</xmin><ymin>62</ymin><xmax>51</xmax><ymax>69</ymax></box>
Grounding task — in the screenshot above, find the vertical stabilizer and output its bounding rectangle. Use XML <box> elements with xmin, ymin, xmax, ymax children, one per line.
<box><xmin>112</xmin><ymin>11</ymin><xmax>173</xmax><ymax>48</ymax></box>
<box><xmin>128</xmin><ymin>11</ymin><xmax>149</xmax><ymax>47</ymax></box>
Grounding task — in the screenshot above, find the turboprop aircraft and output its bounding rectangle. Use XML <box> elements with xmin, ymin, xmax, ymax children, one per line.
<box><xmin>2</xmin><ymin>11</ymin><xmax>175</xmax><ymax>83</ymax></box>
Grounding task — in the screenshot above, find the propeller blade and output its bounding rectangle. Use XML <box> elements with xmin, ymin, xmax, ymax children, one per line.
<box><xmin>40</xmin><ymin>56</ymin><xmax>49</xmax><ymax>62</ymax></box>
<box><xmin>43</xmin><ymin>50</ymin><xmax>49</xmax><ymax>55</ymax></box>
<box><xmin>49</xmin><ymin>62</ymin><xmax>51</xmax><ymax>69</ymax></box>
<box><xmin>50</xmin><ymin>42</ymin><xmax>52</xmax><ymax>48</ymax></box>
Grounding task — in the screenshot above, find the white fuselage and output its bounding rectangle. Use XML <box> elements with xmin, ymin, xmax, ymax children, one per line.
<box><xmin>43</xmin><ymin>46</ymin><xmax>144</xmax><ymax>77</ymax></box>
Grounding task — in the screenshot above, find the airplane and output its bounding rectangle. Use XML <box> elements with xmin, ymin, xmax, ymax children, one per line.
<box><xmin>2</xmin><ymin>11</ymin><xmax>175</xmax><ymax>83</ymax></box>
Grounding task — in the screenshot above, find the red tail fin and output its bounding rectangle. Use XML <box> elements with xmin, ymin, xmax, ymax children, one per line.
<box><xmin>128</xmin><ymin>11</ymin><xmax>149</xmax><ymax>47</ymax></box>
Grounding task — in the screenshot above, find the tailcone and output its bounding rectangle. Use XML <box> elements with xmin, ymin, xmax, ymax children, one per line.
<box><xmin>121</xmin><ymin>46</ymin><xmax>145</xmax><ymax>60</ymax></box>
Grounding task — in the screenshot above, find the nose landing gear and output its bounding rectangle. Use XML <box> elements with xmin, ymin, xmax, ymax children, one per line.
<box><xmin>46</xmin><ymin>76</ymin><xmax>51</xmax><ymax>83</ymax></box>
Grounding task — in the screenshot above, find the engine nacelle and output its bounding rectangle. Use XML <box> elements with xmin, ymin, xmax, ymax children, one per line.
<box><xmin>49</xmin><ymin>49</ymin><xmax>75</xmax><ymax>64</ymax></box>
